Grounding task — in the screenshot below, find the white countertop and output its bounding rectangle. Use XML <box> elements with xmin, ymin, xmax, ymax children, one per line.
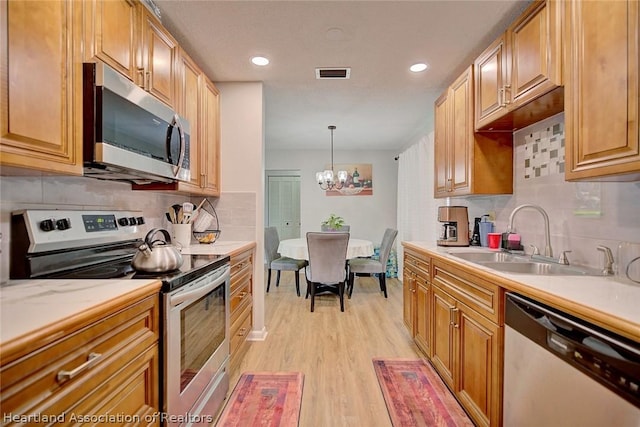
<box><xmin>404</xmin><ymin>242</ymin><xmax>640</xmax><ymax>336</ymax></box>
<box><xmin>0</xmin><ymin>241</ymin><xmax>254</xmax><ymax>346</ymax></box>
<box><xmin>0</xmin><ymin>278</ymin><xmax>159</xmax><ymax>344</ymax></box>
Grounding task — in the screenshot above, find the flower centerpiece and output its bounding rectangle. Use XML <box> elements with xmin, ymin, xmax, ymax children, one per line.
<box><xmin>321</xmin><ymin>213</ymin><xmax>345</xmax><ymax>231</ymax></box>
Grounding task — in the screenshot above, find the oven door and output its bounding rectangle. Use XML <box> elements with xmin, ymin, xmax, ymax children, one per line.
<box><xmin>164</xmin><ymin>265</ymin><xmax>230</xmax><ymax>421</ymax></box>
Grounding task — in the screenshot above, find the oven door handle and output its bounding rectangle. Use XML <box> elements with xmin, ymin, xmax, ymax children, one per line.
<box><xmin>170</xmin><ymin>266</ymin><xmax>229</xmax><ymax>307</ymax></box>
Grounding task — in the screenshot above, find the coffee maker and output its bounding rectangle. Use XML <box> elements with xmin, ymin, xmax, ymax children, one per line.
<box><xmin>437</xmin><ymin>206</ymin><xmax>469</xmax><ymax>247</ymax></box>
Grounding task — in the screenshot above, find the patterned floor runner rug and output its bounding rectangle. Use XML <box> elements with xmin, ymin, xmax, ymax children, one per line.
<box><xmin>215</xmin><ymin>372</ymin><xmax>304</xmax><ymax>427</ymax></box>
<box><xmin>373</xmin><ymin>358</ymin><xmax>474</xmax><ymax>427</ymax></box>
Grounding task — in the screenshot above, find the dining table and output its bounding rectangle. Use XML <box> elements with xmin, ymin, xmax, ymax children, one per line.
<box><xmin>278</xmin><ymin>237</ymin><xmax>374</xmax><ymax>260</ymax></box>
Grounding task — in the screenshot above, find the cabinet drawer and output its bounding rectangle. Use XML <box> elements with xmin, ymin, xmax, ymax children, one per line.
<box><xmin>404</xmin><ymin>249</ymin><xmax>430</xmax><ymax>280</ymax></box>
<box><xmin>230</xmin><ymin>301</ymin><xmax>252</xmax><ymax>356</ymax></box>
<box><xmin>230</xmin><ymin>277</ymin><xmax>252</xmax><ymax>316</ymax></box>
<box><xmin>230</xmin><ymin>252</ymin><xmax>253</xmax><ymax>294</ymax></box>
<box><xmin>432</xmin><ymin>260</ymin><xmax>503</xmax><ymax>324</ymax></box>
<box><xmin>1</xmin><ymin>294</ymin><xmax>159</xmax><ymax>419</ymax></box>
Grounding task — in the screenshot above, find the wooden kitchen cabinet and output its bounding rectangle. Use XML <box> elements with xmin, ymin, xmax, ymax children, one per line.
<box><xmin>564</xmin><ymin>0</ymin><xmax>640</xmax><ymax>181</ymax></box>
<box><xmin>83</xmin><ymin>0</ymin><xmax>138</xmax><ymax>82</ymax></box>
<box><xmin>0</xmin><ymin>286</ymin><xmax>161</xmax><ymax>423</ymax></box>
<box><xmin>200</xmin><ymin>76</ymin><xmax>222</xmax><ymax>196</ymax></box>
<box><xmin>430</xmin><ymin>259</ymin><xmax>504</xmax><ymax>427</ymax></box>
<box><xmin>434</xmin><ymin>66</ymin><xmax>513</xmax><ymax>198</ymax></box>
<box><xmin>403</xmin><ymin>248</ymin><xmax>431</xmax><ymax>356</ymax></box>
<box><xmin>229</xmin><ymin>245</ymin><xmax>255</xmax><ymax>374</ymax></box>
<box><xmin>475</xmin><ymin>0</ymin><xmax>564</xmax><ymax>132</ymax></box>
<box><xmin>139</xmin><ymin>5</ymin><xmax>177</xmax><ymax>108</ymax></box>
<box><xmin>0</xmin><ymin>0</ymin><xmax>83</xmax><ymax>175</ymax></box>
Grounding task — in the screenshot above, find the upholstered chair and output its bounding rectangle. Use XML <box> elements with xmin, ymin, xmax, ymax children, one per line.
<box><xmin>305</xmin><ymin>232</ymin><xmax>350</xmax><ymax>312</ymax></box>
<box><xmin>347</xmin><ymin>228</ymin><xmax>398</xmax><ymax>298</ymax></box>
<box><xmin>264</xmin><ymin>227</ymin><xmax>307</xmax><ymax>296</ymax></box>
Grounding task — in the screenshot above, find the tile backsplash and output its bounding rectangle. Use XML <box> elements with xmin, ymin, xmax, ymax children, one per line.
<box><xmin>459</xmin><ymin>112</ymin><xmax>640</xmax><ymax>271</ymax></box>
<box><xmin>0</xmin><ymin>175</ymin><xmax>256</xmax><ymax>283</ymax></box>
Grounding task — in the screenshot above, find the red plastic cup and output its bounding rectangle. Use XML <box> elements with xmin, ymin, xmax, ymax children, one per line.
<box><xmin>488</xmin><ymin>233</ymin><xmax>502</xmax><ymax>249</ymax></box>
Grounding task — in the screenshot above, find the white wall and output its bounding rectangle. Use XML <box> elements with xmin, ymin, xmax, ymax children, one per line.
<box><xmin>265</xmin><ymin>148</ymin><xmax>398</xmax><ymax>245</ymax></box>
<box><xmin>216</xmin><ymin>82</ymin><xmax>267</xmax><ymax>339</ymax></box>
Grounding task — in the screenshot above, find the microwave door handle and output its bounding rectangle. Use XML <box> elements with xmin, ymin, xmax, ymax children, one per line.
<box><xmin>171</xmin><ymin>114</ymin><xmax>186</xmax><ymax>178</ymax></box>
<box><xmin>165</xmin><ymin>114</ymin><xmax>186</xmax><ymax>178</ymax></box>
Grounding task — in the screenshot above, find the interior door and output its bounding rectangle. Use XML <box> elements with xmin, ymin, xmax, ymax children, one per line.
<box><xmin>267</xmin><ymin>174</ymin><xmax>301</xmax><ymax>240</ymax></box>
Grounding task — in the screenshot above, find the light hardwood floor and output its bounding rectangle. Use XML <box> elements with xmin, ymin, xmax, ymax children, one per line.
<box><xmin>230</xmin><ymin>270</ymin><xmax>422</xmax><ymax>427</ymax></box>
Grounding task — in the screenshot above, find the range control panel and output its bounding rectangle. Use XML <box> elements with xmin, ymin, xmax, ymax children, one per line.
<box><xmin>12</xmin><ymin>209</ymin><xmax>146</xmax><ymax>253</ymax></box>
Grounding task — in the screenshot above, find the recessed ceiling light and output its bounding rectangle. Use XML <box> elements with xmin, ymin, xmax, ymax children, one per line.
<box><xmin>410</xmin><ymin>63</ymin><xmax>428</xmax><ymax>73</ymax></box>
<box><xmin>251</xmin><ymin>56</ymin><xmax>270</xmax><ymax>66</ymax></box>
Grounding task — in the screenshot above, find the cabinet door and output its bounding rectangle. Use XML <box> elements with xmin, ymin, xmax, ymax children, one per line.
<box><xmin>456</xmin><ymin>305</ymin><xmax>502</xmax><ymax>427</ymax></box>
<box><xmin>201</xmin><ymin>77</ymin><xmax>221</xmax><ymax>196</ymax></box>
<box><xmin>449</xmin><ymin>68</ymin><xmax>473</xmax><ymax>195</ymax></box>
<box><xmin>433</xmin><ymin>91</ymin><xmax>449</xmax><ymax>196</ymax></box>
<box><xmin>402</xmin><ymin>268</ymin><xmax>415</xmax><ymax>335</ymax></box>
<box><xmin>0</xmin><ymin>0</ymin><xmax>83</xmax><ymax>175</ymax></box>
<box><xmin>83</xmin><ymin>0</ymin><xmax>138</xmax><ymax>82</ymax></box>
<box><xmin>415</xmin><ymin>281</ymin><xmax>430</xmax><ymax>357</ymax></box>
<box><xmin>509</xmin><ymin>0</ymin><xmax>562</xmax><ymax>106</ymax></box>
<box><xmin>474</xmin><ymin>35</ymin><xmax>509</xmax><ymax>130</ymax></box>
<box><xmin>177</xmin><ymin>49</ymin><xmax>203</xmax><ymax>191</ymax></box>
<box><xmin>430</xmin><ymin>285</ymin><xmax>456</xmax><ymax>390</ymax></box>
<box><xmin>140</xmin><ymin>7</ymin><xmax>177</xmax><ymax>107</ymax></box>
<box><xmin>564</xmin><ymin>0</ymin><xmax>640</xmax><ymax>180</ymax></box>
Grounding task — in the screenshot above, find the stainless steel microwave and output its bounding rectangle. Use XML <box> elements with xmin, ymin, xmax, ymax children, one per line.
<box><xmin>83</xmin><ymin>62</ymin><xmax>190</xmax><ymax>184</ymax></box>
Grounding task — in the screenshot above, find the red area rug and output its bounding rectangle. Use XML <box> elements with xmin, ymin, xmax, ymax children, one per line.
<box><xmin>216</xmin><ymin>372</ymin><xmax>304</xmax><ymax>427</ymax></box>
<box><xmin>373</xmin><ymin>358</ymin><xmax>473</xmax><ymax>427</ymax></box>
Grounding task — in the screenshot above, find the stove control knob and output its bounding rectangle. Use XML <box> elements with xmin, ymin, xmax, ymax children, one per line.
<box><xmin>128</xmin><ymin>217</ymin><xmax>137</xmax><ymax>226</ymax></box>
<box><xmin>118</xmin><ymin>217</ymin><xmax>129</xmax><ymax>226</ymax></box>
<box><xmin>39</xmin><ymin>219</ymin><xmax>56</xmax><ymax>232</ymax></box>
<box><xmin>136</xmin><ymin>216</ymin><xmax>145</xmax><ymax>225</ymax></box>
<box><xmin>56</xmin><ymin>218</ymin><xmax>71</xmax><ymax>230</ymax></box>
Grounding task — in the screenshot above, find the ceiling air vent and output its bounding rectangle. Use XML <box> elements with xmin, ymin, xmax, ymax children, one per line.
<box><xmin>315</xmin><ymin>67</ymin><xmax>351</xmax><ymax>79</ymax></box>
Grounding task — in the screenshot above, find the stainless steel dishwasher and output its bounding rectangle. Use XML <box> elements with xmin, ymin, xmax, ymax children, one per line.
<box><xmin>504</xmin><ymin>292</ymin><xmax>640</xmax><ymax>427</ymax></box>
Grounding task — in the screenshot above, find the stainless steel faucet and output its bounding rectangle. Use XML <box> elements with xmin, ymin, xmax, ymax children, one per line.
<box><xmin>507</xmin><ymin>204</ymin><xmax>553</xmax><ymax>258</ymax></box>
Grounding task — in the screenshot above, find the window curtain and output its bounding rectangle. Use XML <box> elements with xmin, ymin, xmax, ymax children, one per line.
<box><xmin>396</xmin><ymin>131</ymin><xmax>438</xmax><ymax>279</ymax></box>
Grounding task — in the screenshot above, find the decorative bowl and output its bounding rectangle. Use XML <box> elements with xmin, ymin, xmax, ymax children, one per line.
<box><xmin>193</xmin><ymin>230</ymin><xmax>221</xmax><ymax>244</ymax></box>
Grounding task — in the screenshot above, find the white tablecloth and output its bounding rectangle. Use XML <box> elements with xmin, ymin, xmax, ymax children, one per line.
<box><xmin>278</xmin><ymin>238</ymin><xmax>374</xmax><ymax>260</ymax></box>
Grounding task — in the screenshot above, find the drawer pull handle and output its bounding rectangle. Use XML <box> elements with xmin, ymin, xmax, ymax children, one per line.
<box><xmin>57</xmin><ymin>352</ymin><xmax>102</xmax><ymax>383</ymax></box>
<box><xmin>239</xmin><ymin>291</ymin><xmax>248</xmax><ymax>298</ymax></box>
<box><xmin>238</xmin><ymin>328</ymin><xmax>247</xmax><ymax>337</ymax></box>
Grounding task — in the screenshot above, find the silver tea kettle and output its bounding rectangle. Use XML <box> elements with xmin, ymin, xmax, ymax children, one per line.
<box><xmin>132</xmin><ymin>228</ymin><xmax>184</xmax><ymax>273</ymax></box>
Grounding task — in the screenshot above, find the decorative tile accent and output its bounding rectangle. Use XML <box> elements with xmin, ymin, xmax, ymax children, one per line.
<box><xmin>524</xmin><ymin>120</ymin><xmax>565</xmax><ymax>179</ymax></box>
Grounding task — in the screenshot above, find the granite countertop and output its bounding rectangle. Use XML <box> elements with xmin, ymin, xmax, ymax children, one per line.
<box><xmin>403</xmin><ymin>241</ymin><xmax>640</xmax><ymax>341</ymax></box>
<box><xmin>0</xmin><ymin>241</ymin><xmax>254</xmax><ymax>346</ymax></box>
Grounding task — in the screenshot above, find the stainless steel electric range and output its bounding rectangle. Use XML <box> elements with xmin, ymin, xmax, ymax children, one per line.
<box><xmin>10</xmin><ymin>209</ymin><xmax>231</xmax><ymax>425</ymax></box>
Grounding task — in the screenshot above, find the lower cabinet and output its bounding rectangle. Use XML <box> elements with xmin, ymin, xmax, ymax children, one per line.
<box><xmin>0</xmin><ymin>286</ymin><xmax>161</xmax><ymax>424</ymax></box>
<box><xmin>402</xmin><ymin>244</ymin><xmax>504</xmax><ymax>427</ymax></box>
<box><xmin>403</xmin><ymin>248</ymin><xmax>431</xmax><ymax>356</ymax></box>
<box><xmin>229</xmin><ymin>245</ymin><xmax>255</xmax><ymax>374</ymax></box>
<box><xmin>431</xmin><ymin>259</ymin><xmax>504</xmax><ymax>427</ymax></box>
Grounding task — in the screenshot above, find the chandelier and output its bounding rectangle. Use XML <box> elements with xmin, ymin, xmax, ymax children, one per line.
<box><xmin>316</xmin><ymin>125</ymin><xmax>348</xmax><ymax>190</ymax></box>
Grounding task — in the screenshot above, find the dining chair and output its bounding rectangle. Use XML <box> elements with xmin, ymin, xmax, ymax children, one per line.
<box><xmin>305</xmin><ymin>232</ymin><xmax>350</xmax><ymax>312</ymax></box>
<box><xmin>347</xmin><ymin>228</ymin><xmax>398</xmax><ymax>298</ymax></box>
<box><xmin>264</xmin><ymin>227</ymin><xmax>308</xmax><ymax>296</ymax></box>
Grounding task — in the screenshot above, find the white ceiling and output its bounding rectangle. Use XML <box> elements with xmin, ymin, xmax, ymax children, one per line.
<box><xmin>156</xmin><ymin>0</ymin><xmax>531</xmax><ymax>152</ymax></box>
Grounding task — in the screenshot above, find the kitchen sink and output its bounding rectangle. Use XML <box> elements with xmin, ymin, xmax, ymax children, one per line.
<box><xmin>480</xmin><ymin>261</ymin><xmax>600</xmax><ymax>276</ymax></box>
<box><xmin>448</xmin><ymin>251</ymin><xmax>602</xmax><ymax>276</ymax></box>
<box><xmin>448</xmin><ymin>252</ymin><xmax>524</xmax><ymax>263</ymax></box>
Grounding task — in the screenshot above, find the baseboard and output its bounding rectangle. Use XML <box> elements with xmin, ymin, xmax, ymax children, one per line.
<box><xmin>247</xmin><ymin>326</ymin><xmax>268</xmax><ymax>341</ymax></box>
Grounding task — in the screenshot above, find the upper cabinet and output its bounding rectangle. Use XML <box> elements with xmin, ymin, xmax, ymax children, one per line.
<box><xmin>83</xmin><ymin>0</ymin><xmax>138</xmax><ymax>82</ymax></box>
<box><xmin>84</xmin><ymin>0</ymin><xmax>177</xmax><ymax>108</ymax></box>
<box><xmin>475</xmin><ymin>0</ymin><xmax>564</xmax><ymax>132</ymax></box>
<box><xmin>564</xmin><ymin>0</ymin><xmax>640</xmax><ymax>181</ymax></box>
<box><xmin>0</xmin><ymin>0</ymin><xmax>83</xmax><ymax>175</ymax></box>
<box><xmin>139</xmin><ymin>6</ymin><xmax>177</xmax><ymax>108</ymax></box>
<box><xmin>434</xmin><ymin>66</ymin><xmax>513</xmax><ymax>198</ymax></box>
